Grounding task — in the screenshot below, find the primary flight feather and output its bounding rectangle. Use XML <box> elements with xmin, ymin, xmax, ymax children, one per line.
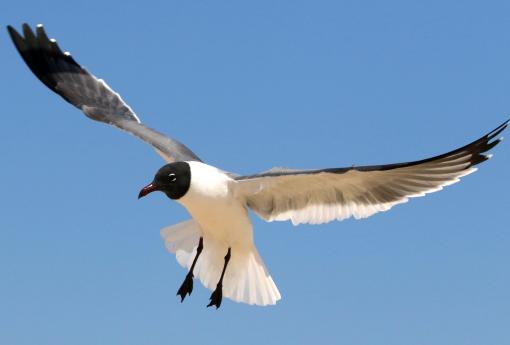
<box><xmin>8</xmin><ymin>23</ymin><xmax>507</xmax><ymax>308</ymax></box>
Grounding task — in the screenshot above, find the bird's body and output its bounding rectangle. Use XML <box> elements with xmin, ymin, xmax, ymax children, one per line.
<box><xmin>7</xmin><ymin>23</ymin><xmax>507</xmax><ymax>308</ymax></box>
<box><xmin>178</xmin><ymin>162</ymin><xmax>252</xmax><ymax>248</ymax></box>
<box><xmin>157</xmin><ymin>161</ymin><xmax>281</xmax><ymax>305</ymax></box>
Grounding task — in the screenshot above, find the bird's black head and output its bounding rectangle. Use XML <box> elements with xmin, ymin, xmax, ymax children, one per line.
<box><xmin>138</xmin><ymin>162</ymin><xmax>191</xmax><ymax>200</ymax></box>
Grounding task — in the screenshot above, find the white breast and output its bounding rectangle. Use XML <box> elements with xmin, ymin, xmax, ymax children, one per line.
<box><xmin>177</xmin><ymin>161</ymin><xmax>253</xmax><ymax>247</ymax></box>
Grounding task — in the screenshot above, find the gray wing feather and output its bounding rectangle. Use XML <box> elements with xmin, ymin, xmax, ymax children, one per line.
<box><xmin>8</xmin><ymin>23</ymin><xmax>201</xmax><ymax>163</ymax></box>
<box><xmin>236</xmin><ymin>121</ymin><xmax>507</xmax><ymax>225</ymax></box>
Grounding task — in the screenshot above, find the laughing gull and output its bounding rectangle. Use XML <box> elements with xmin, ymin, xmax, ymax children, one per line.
<box><xmin>8</xmin><ymin>23</ymin><xmax>508</xmax><ymax>308</ymax></box>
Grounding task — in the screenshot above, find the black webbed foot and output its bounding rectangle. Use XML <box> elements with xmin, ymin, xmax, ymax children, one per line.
<box><xmin>176</xmin><ymin>273</ymin><xmax>193</xmax><ymax>302</ymax></box>
<box><xmin>207</xmin><ymin>284</ymin><xmax>223</xmax><ymax>309</ymax></box>
<box><xmin>176</xmin><ymin>237</ymin><xmax>204</xmax><ymax>303</ymax></box>
<box><xmin>207</xmin><ymin>248</ymin><xmax>231</xmax><ymax>309</ymax></box>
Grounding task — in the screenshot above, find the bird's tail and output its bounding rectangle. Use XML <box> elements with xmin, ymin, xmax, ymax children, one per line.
<box><xmin>161</xmin><ymin>220</ymin><xmax>281</xmax><ymax>306</ymax></box>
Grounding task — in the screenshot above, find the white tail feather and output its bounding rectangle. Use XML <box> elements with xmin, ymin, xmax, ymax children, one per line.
<box><xmin>160</xmin><ymin>220</ymin><xmax>281</xmax><ymax>306</ymax></box>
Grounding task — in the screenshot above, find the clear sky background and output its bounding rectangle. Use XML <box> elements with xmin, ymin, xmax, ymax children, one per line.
<box><xmin>1</xmin><ymin>1</ymin><xmax>510</xmax><ymax>344</ymax></box>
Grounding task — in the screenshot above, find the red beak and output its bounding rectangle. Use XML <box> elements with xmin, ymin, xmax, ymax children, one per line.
<box><xmin>138</xmin><ymin>183</ymin><xmax>157</xmax><ymax>199</ymax></box>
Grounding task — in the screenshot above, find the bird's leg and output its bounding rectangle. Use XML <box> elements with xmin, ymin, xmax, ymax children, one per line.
<box><xmin>176</xmin><ymin>237</ymin><xmax>203</xmax><ymax>302</ymax></box>
<box><xmin>207</xmin><ymin>247</ymin><xmax>232</xmax><ymax>309</ymax></box>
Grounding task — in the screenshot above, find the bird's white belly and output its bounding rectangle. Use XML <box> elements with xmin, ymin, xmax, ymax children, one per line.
<box><xmin>182</xmin><ymin>199</ymin><xmax>253</xmax><ymax>247</ymax></box>
<box><xmin>177</xmin><ymin>162</ymin><xmax>254</xmax><ymax>247</ymax></box>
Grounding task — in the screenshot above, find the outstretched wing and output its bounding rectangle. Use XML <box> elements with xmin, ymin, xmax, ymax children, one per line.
<box><xmin>235</xmin><ymin>121</ymin><xmax>507</xmax><ymax>225</ymax></box>
<box><xmin>7</xmin><ymin>23</ymin><xmax>202</xmax><ymax>163</ymax></box>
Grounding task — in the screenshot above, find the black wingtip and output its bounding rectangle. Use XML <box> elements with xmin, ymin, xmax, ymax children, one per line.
<box><xmin>21</xmin><ymin>23</ymin><xmax>31</xmax><ymax>32</ymax></box>
<box><xmin>487</xmin><ymin>119</ymin><xmax>509</xmax><ymax>141</ymax></box>
<box><xmin>6</xmin><ymin>23</ymin><xmax>86</xmax><ymax>102</ymax></box>
<box><xmin>35</xmin><ymin>24</ymin><xmax>46</xmax><ymax>38</ymax></box>
<box><xmin>22</xmin><ymin>23</ymin><xmax>36</xmax><ymax>42</ymax></box>
<box><xmin>7</xmin><ymin>24</ymin><xmax>22</xmax><ymax>44</ymax></box>
<box><xmin>6</xmin><ymin>25</ymin><xmax>18</xmax><ymax>46</ymax></box>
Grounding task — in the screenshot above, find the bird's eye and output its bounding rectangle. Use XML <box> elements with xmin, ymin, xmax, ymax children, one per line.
<box><xmin>168</xmin><ymin>173</ymin><xmax>177</xmax><ymax>182</ymax></box>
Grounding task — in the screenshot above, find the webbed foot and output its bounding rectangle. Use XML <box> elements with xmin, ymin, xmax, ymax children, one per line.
<box><xmin>207</xmin><ymin>284</ymin><xmax>223</xmax><ymax>309</ymax></box>
<box><xmin>176</xmin><ymin>273</ymin><xmax>193</xmax><ymax>302</ymax></box>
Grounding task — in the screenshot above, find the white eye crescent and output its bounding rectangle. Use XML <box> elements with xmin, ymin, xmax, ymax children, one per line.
<box><xmin>168</xmin><ymin>173</ymin><xmax>177</xmax><ymax>182</ymax></box>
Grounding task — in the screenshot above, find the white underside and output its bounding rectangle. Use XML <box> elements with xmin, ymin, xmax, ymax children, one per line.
<box><xmin>161</xmin><ymin>162</ymin><xmax>281</xmax><ymax>306</ymax></box>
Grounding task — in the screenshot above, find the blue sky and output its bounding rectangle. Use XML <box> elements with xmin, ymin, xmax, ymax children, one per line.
<box><xmin>1</xmin><ymin>1</ymin><xmax>510</xmax><ymax>344</ymax></box>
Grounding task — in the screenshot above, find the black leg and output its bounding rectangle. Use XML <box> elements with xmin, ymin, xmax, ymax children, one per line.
<box><xmin>176</xmin><ymin>237</ymin><xmax>203</xmax><ymax>302</ymax></box>
<box><xmin>207</xmin><ymin>247</ymin><xmax>231</xmax><ymax>309</ymax></box>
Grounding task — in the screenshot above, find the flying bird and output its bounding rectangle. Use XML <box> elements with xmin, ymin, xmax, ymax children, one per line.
<box><xmin>8</xmin><ymin>23</ymin><xmax>507</xmax><ymax>309</ymax></box>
